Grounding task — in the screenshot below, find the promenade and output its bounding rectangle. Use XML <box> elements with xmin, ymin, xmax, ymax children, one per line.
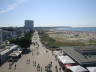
<box><xmin>0</xmin><ymin>31</ymin><xmax>63</xmax><ymax>72</ymax></box>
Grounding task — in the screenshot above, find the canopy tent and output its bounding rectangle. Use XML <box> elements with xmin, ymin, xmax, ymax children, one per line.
<box><xmin>53</xmin><ymin>51</ymin><xmax>61</xmax><ymax>56</ymax></box>
<box><xmin>58</xmin><ymin>55</ymin><xmax>75</xmax><ymax>64</ymax></box>
<box><xmin>87</xmin><ymin>67</ymin><xmax>96</xmax><ymax>72</ymax></box>
<box><xmin>9</xmin><ymin>51</ymin><xmax>22</xmax><ymax>57</ymax></box>
<box><xmin>68</xmin><ymin>65</ymin><xmax>88</xmax><ymax>72</ymax></box>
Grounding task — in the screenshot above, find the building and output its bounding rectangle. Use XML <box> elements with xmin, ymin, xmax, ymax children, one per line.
<box><xmin>0</xmin><ymin>29</ymin><xmax>11</xmax><ymax>43</ymax></box>
<box><xmin>2</xmin><ymin>30</ymin><xmax>12</xmax><ymax>41</ymax></box>
<box><xmin>61</xmin><ymin>46</ymin><xmax>96</xmax><ymax>67</ymax></box>
<box><xmin>0</xmin><ymin>45</ymin><xmax>18</xmax><ymax>65</ymax></box>
<box><xmin>0</xmin><ymin>29</ymin><xmax>3</xmax><ymax>43</ymax></box>
<box><xmin>24</xmin><ymin>20</ymin><xmax>34</xmax><ymax>31</ymax></box>
<box><xmin>0</xmin><ymin>27</ymin><xmax>26</xmax><ymax>42</ymax></box>
<box><xmin>0</xmin><ymin>20</ymin><xmax>34</xmax><ymax>44</ymax></box>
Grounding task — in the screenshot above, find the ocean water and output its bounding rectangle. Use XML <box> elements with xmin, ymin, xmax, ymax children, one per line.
<box><xmin>56</xmin><ymin>27</ymin><xmax>96</xmax><ymax>32</ymax></box>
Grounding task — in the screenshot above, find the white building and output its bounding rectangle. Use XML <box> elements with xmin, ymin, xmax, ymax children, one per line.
<box><xmin>0</xmin><ymin>29</ymin><xmax>14</xmax><ymax>43</ymax></box>
<box><xmin>0</xmin><ymin>45</ymin><xmax>18</xmax><ymax>65</ymax></box>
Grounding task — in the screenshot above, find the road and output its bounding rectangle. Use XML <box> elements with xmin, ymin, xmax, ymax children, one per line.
<box><xmin>0</xmin><ymin>31</ymin><xmax>63</xmax><ymax>72</ymax></box>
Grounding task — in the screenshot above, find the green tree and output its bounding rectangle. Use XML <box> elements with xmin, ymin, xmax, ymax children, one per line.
<box><xmin>10</xmin><ymin>32</ymin><xmax>33</xmax><ymax>52</ymax></box>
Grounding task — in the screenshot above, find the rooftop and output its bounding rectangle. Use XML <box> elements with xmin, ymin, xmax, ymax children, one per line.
<box><xmin>58</xmin><ymin>55</ymin><xmax>75</xmax><ymax>64</ymax></box>
<box><xmin>61</xmin><ymin>46</ymin><xmax>96</xmax><ymax>66</ymax></box>
<box><xmin>75</xmin><ymin>46</ymin><xmax>96</xmax><ymax>55</ymax></box>
<box><xmin>0</xmin><ymin>45</ymin><xmax>18</xmax><ymax>55</ymax></box>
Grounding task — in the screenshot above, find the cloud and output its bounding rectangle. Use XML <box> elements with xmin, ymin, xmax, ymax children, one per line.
<box><xmin>0</xmin><ymin>0</ymin><xmax>27</xmax><ymax>14</ymax></box>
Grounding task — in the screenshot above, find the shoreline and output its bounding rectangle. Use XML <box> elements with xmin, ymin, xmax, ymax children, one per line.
<box><xmin>49</xmin><ymin>29</ymin><xmax>96</xmax><ymax>34</ymax></box>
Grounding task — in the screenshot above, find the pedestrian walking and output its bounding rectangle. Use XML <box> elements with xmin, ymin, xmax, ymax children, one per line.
<box><xmin>59</xmin><ymin>67</ymin><xmax>61</xmax><ymax>72</ymax></box>
<box><xmin>55</xmin><ymin>66</ymin><xmax>57</xmax><ymax>69</ymax></box>
<box><xmin>14</xmin><ymin>64</ymin><xmax>16</xmax><ymax>70</ymax></box>
<box><xmin>46</xmin><ymin>50</ymin><xmax>48</xmax><ymax>53</ymax></box>
<box><xmin>50</xmin><ymin>61</ymin><xmax>52</xmax><ymax>64</ymax></box>
<box><xmin>37</xmin><ymin>64</ymin><xmax>40</xmax><ymax>72</ymax></box>
<box><xmin>55</xmin><ymin>66</ymin><xmax>58</xmax><ymax>72</ymax></box>
<box><xmin>34</xmin><ymin>60</ymin><xmax>36</xmax><ymax>67</ymax></box>
<box><xmin>45</xmin><ymin>66</ymin><xmax>47</xmax><ymax>71</ymax></box>
<box><xmin>28</xmin><ymin>58</ymin><xmax>30</xmax><ymax>64</ymax></box>
<box><xmin>33</xmin><ymin>61</ymin><xmax>34</xmax><ymax>67</ymax></box>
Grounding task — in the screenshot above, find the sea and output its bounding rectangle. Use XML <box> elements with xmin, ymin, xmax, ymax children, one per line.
<box><xmin>55</xmin><ymin>27</ymin><xmax>96</xmax><ymax>32</ymax></box>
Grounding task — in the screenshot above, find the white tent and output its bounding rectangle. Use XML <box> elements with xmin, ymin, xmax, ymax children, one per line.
<box><xmin>69</xmin><ymin>65</ymin><xmax>88</xmax><ymax>72</ymax></box>
<box><xmin>53</xmin><ymin>51</ymin><xmax>60</xmax><ymax>56</ymax></box>
<box><xmin>9</xmin><ymin>51</ymin><xmax>22</xmax><ymax>57</ymax></box>
<box><xmin>58</xmin><ymin>55</ymin><xmax>75</xmax><ymax>64</ymax></box>
<box><xmin>87</xmin><ymin>67</ymin><xmax>96</xmax><ymax>72</ymax></box>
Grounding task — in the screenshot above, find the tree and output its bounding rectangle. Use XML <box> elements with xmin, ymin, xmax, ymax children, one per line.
<box><xmin>10</xmin><ymin>32</ymin><xmax>33</xmax><ymax>52</ymax></box>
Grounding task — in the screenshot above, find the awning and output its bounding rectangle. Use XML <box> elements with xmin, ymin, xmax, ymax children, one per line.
<box><xmin>68</xmin><ymin>65</ymin><xmax>88</xmax><ymax>72</ymax></box>
<box><xmin>58</xmin><ymin>55</ymin><xmax>75</xmax><ymax>64</ymax></box>
<box><xmin>87</xmin><ymin>67</ymin><xmax>96</xmax><ymax>72</ymax></box>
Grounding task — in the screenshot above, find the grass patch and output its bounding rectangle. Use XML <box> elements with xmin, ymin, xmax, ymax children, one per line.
<box><xmin>38</xmin><ymin>30</ymin><xmax>85</xmax><ymax>49</ymax></box>
<box><xmin>89</xmin><ymin>39</ymin><xmax>96</xmax><ymax>45</ymax></box>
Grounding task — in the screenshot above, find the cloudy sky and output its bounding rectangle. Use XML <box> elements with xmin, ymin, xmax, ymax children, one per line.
<box><xmin>0</xmin><ymin>0</ymin><xmax>96</xmax><ymax>27</ymax></box>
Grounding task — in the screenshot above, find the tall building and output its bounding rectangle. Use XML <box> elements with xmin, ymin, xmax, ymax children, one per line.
<box><xmin>0</xmin><ymin>29</ymin><xmax>3</xmax><ymax>43</ymax></box>
<box><xmin>24</xmin><ymin>20</ymin><xmax>34</xmax><ymax>31</ymax></box>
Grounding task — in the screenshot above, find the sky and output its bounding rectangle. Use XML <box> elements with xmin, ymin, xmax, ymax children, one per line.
<box><xmin>0</xmin><ymin>0</ymin><xmax>96</xmax><ymax>27</ymax></box>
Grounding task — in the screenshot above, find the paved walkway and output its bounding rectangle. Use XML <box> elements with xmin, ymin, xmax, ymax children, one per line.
<box><xmin>0</xmin><ymin>31</ymin><xmax>63</xmax><ymax>72</ymax></box>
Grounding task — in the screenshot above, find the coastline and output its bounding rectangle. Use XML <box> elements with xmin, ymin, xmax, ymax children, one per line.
<box><xmin>53</xmin><ymin>27</ymin><xmax>96</xmax><ymax>32</ymax></box>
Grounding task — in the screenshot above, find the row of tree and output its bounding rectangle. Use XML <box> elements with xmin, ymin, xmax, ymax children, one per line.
<box><xmin>10</xmin><ymin>31</ymin><xmax>34</xmax><ymax>53</ymax></box>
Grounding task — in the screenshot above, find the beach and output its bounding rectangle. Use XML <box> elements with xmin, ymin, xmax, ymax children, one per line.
<box><xmin>47</xmin><ymin>29</ymin><xmax>96</xmax><ymax>46</ymax></box>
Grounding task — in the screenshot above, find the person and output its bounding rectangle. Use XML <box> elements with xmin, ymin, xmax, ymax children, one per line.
<box><xmin>28</xmin><ymin>59</ymin><xmax>30</xmax><ymax>64</ymax></box>
<box><xmin>14</xmin><ymin>64</ymin><xmax>16</xmax><ymax>70</ymax></box>
<box><xmin>59</xmin><ymin>67</ymin><xmax>61</xmax><ymax>72</ymax></box>
<box><xmin>34</xmin><ymin>61</ymin><xmax>36</xmax><ymax>67</ymax></box>
<box><xmin>45</xmin><ymin>66</ymin><xmax>47</xmax><ymax>71</ymax></box>
<box><xmin>37</xmin><ymin>64</ymin><xmax>40</xmax><ymax>71</ymax></box>
<box><xmin>55</xmin><ymin>66</ymin><xmax>57</xmax><ymax>68</ymax></box>
<box><xmin>55</xmin><ymin>66</ymin><xmax>58</xmax><ymax>72</ymax></box>
<box><xmin>33</xmin><ymin>61</ymin><xmax>34</xmax><ymax>67</ymax></box>
<box><xmin>46</xmin><ymin>50</ymin><xmax>48</xmax><ymax>53</ymax></box>
<box><xmin>33</xmin><ymin>42</ymin><xmax>35</xmax><ymax>45</ymax></box>
<box><xmin>51</xmin><ymin>61</ymin><xmax>52</xmax><ymax>64</ymax></box>
<box><xmin>55</xmin><ymin>56</ymin><xmax>58</xmax><ymax>61</ymax></box>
